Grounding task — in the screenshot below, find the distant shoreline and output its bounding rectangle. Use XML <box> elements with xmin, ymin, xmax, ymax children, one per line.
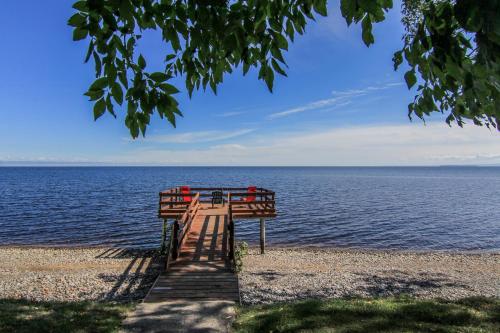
<box><xmin>1</xmin><ymin>164</ymin><xmax>499</xmax><ymax>167</ymax></box>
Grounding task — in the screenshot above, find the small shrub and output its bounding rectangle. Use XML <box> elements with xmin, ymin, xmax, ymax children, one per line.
<box><xmin>234</xmin><ymin>241</ymin><xmax>248</xmax><ymax>273</ymax></box>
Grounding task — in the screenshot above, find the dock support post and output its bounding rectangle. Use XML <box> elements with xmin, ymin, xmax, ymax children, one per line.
<box><xmin>160</xmin><ymin>219</ymin><xmax>167</xmax><ymax>254</ymax></box>
<box><xmin>172</xmin><ymin>220</ymin><xmax>180</xmax><ymax>260</ymax></box>
<box><xmin>260</xmin><ymin>218</ymin><xmax>265</xmax><ymax>254</ymax></box>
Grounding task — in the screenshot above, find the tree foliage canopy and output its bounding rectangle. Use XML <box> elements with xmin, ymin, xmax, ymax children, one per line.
<box><xmin>69</xmin><ymin>0</ymin><xmax>499</xmax><ymax>137</ymax></box>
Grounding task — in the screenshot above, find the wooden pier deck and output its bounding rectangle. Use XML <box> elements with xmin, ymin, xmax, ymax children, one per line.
<box><xmin>144</xmin><ymin>187</ymin><xmax>276</xmax><ymax>303</ymax></box>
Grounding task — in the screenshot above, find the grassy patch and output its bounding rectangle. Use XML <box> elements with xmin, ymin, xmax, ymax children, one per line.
<box><xmin>234</xmin><ymin>297</ymin><xmax>499</xmax><ymax>333</ymax></box>
<box><xmin>0</xmin><ymin>299</ymin><xmax>133</xmax><ymax>333</ymax></box>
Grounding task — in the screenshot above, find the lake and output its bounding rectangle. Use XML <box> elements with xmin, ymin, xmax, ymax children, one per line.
<box><xmin>0</xmin><ymin>166</ymin><xmax>499</xmax><ymax>251</ymax></box>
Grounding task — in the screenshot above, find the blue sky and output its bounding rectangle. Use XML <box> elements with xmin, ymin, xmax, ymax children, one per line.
<box><xmin>0</xmin><ymin>1</ymin><xmax>499</xmax><ymax>166</ymax></box>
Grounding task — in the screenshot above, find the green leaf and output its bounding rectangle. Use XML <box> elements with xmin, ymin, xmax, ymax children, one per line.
<box><xmin>271</xmin><ymin>59</ymin><xmax>287</xmax><ymax>77</ymax></box>
<box><xmin>93</xmin><ymin>98</ymin><xmax>106</xmax><ymax>120</ymax></box>
<box><xmin>150</xmin><ymin>72</ymin><xmax>169</xmax><ymax>82</ymax></box>
<box><xmin>84</xmin><ymin>40</ymin><xmax>94</xmax><ymax>63</ymax></box>
<box><xmin>404</xmin><ymin>70</ymin><xmax>417</xmax><ymax>89</ymax></box>
<box><xmin>113</xmin><ymin>35</ymin><xmax>127</xmax><ymax>56</ymax></box>
<box><xmin>340</xmin><ymin>0</ymin><xmax>356</xmax><ymax>25</ymax></box>
<box><xmin>111</xmin><ymin>82</ymin><xmax>123</xmax><ymax>105</ymax></box>
<box><xmin>72</xmin><ymin>27</ymin><xmax>88</xmax><ymax>41</ymax></box>
<box><xmin>274</xmin><ymin>33</ymin><xmax>288</xmax><ymax>51</ymax></box>
<box><xmin>118</xmin><ymin>71</ymin><xmax>128</xmax><ymax>89</ymax></box>
<box><xmin>106</xmin><ymin>94</ymin><xmax>116</xmax><ymax>117</ymax></box>
<box><xmin>68</xmin><ymin>13</ymin><xmax>86</xmax><ymax>27</ymax></box>
<box><xmin>361</xmin><ymin>16</ymin><xmax>374</xmax><ymax>47</ymax></box>
<box><xmin>72</xmin><ymin>1</ymin><xmax>87</xmax><ymax>11</ymax></box>
<box><xmin>159</xmin><ymin>83</ymin><xmax>180</xmax><ymax>94</ymax></box>
<box><xmin>84</xmin><ymin>89</ymin><xmax>104</xmax><ymax>101</ymax></box>
<box><xmin>313</xmin><ymin>0</ymin><xmax>328</xmax><ymax>16</ymax></box>
<box><xmin>93</xmin><ymin>52</ymin><xmax>102</xmax><ymax>77</ymax></box>
<box><xmin>138</xmin><ymin>54</ymin><xmax>146</xmax><ymax>70</ymax></box>
<box><xmin>264</xmin><ymin>65</ymin><xmax>274</xmax><ymax>92</ymax></box>
<box><xmin>165</xmin><ymin>109</ymin><xmax>176</xmax><ymax>127</ymax></box>
<box><xmin>165</xmin><ymin>54</ymin><xmax>176</xmax><ymax>62</ymax></box>
<box><xmin>393</xmin><ymin>50</ymin><xmax>403</xmax><ymax>70</ymax></box>
<box><xmin>89</xmin><ymin>77</ymin><xmax>108</xmax><ymax>91</ymax></box>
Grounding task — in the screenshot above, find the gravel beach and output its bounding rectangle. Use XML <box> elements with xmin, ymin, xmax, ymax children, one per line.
<box><xmin>239</xmin><ymin>247</ymin><xmax>499</xmax><ymax>305</ymax></box>
<box><xmin>0</xmin><ymin>247</ymin><xmax>498</xmax><ymax>305</ymax></box>
<box><xmin>0</xmin><ymin>247</ymin><xmax>162</xmax><ymax>302</ymax></box>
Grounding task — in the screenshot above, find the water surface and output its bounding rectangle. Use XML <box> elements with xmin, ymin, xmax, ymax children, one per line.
<box><xmin>0</xmin><ymin>167</ymin><xmax>498</xmax><ymax>251</ymax></box>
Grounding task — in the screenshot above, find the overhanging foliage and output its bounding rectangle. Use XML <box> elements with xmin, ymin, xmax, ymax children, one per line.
<box><xmin>69</xmin><ymin>0</ymin><xmax>499</xmax><ymax>137</ymax></box>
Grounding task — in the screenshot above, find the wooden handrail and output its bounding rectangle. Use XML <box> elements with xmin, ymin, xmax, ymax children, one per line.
<box><xmin>178</xmin><ymin>193</ymin><xmax>200</xmax><ymax>245</ymax></box>
<box><xmin>227</xmin><ymin>193</ymin><xmax>235</xmax><ymax>269</ymax></box>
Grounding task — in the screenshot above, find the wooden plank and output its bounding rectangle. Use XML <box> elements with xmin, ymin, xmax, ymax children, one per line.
<box><xmin>145</xmin><ymin>296</ymin><xmax>239</xmax><ymax>302</ymax></box>
<box><xmin>154</xmin><ymin>285</ymin><xmax>237</xmax><ymax>290</ymax></box>
<box><xmin>161</xmin><ymin>272</ymin><xmax>234</xmax><ymax>277</ymax></box>
<box><xmin>155</xmin><ymin>280</ymin><xmax>237</xmax><ymax>285</ymax></box>
<box><xmin>148</xmin><ymin>291</ymin><xmax>239</xmax><ymax>297</ymax></box>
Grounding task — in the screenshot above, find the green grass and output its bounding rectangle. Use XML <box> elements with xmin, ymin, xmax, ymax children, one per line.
<box><xmin>234</xmin><ymin>297</ymin><xmax>500</xmax><ymax>333</ymax></box>
<box><xmin>0</xmin><ymin>299</ymin><xmax>133</xmax><ymax>333</ymax></box>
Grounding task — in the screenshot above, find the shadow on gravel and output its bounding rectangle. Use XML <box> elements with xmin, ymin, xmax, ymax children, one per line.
<box><xmin>242</xmin><ymin>269</ymin><xmax>474</xmax><ymax>304</ymax></box>
<box><xmin>0</xmin><ymin>298</ymin><xmax>132</xmax><ymax>333</ymax></box>
<box><xmin>95</xmin><ymin>248</ymin><xmax>163</xmax><ymax>302</ymax></box>
<box><xmin>234</xmin><ymin>296</ymin><xmax>500</xmax><ymax>333</ymax></box>
<box><xmin>354</xmin><ymin>270</ymin><xmax>471</xmax><ymax>297</ymax></box>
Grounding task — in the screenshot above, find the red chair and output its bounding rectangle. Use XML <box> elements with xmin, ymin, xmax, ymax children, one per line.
<box><xmin>180</xmin><ymin>186</ymin><xmax>191</xmax><ymax>202</ymax></box>
<box><xmin>245</xmin><ymin>186</ymin><xmax>257</xmax><ymax>202</ymax></box>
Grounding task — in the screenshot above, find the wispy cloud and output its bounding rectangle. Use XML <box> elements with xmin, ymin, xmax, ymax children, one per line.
<box><xmin>268</xmin><ymin>97</ymin><xmax>345</xmax><ymax>119</ymax></box>
<box><xmin>331</xmin><ymin>82</ymin><xmax>403</xmax><ymax>97</ymax></box>
<box><xmin>215</xmin><ymin>111</ymin><xmax>246</xmax><ymax>118</ymax></box>
<box><xmin>145</xmin><ymin>129</ymin><xmax>255</xmax><ymax>144</ymax></box>
<box><xmin>268</xmin><ymin>82</ymin><xmax>403</xmax><ymax>120</ymax></box>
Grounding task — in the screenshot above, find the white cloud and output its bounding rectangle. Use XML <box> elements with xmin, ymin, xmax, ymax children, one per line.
<box><xmin>144</xmin><ymin>129</ymin><xmax>255</xmax><ymax>144</ymax></box>
<box><xmin>267</xmin><ymin>97</ymin><xmax>344</xmax><ymax>119</ymax></box>
<box><xmin>5</xmin><ymin>123</ymin><xmax>499</xmax><ymax>166</ymax></box>
<box><xmin>215</xmin><ymin>111</ymin><xmax>246</xmax><ymax>117</ymax></box>
<box><xmin>331</xmin><ymin>82</ymin><xmax>403</xmax><ymax>97</ymax></box>
<box><xmin>268</xmin><ymin>82</ymin><xmax>402</xmax><ymax>119</ymax></box>
<box><xmin>104</xmin><ymin>123</ymin><xmax>500</xmax><ymax>166</ymax></box>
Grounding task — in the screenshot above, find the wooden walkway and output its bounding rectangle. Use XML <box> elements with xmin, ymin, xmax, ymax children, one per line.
<box><xmin>145</xmin><ymin>206</ymin><xmax>240</xmax><ymax>302</ymax></box>
<box><xmin>144</xmin><ymin>187</ymin><xmax>276</xmax><ymax>304</ymax></box>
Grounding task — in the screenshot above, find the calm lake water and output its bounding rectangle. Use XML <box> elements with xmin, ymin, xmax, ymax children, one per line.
<box><xmin>0</xmin><ymin>167</ymin><xmax>499</xmax><ymax>251</ymax></box>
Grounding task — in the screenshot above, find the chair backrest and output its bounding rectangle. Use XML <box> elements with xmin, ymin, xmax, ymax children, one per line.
<box><xmin>180</xmin><ymin>186</ymin><xmax>191</xmax><ymax>202</ymax></box>
<box><xmin>245</xmin><ymin>186</ymin><xmax>257</xmax><ymax>202</ymax></box>
<box><xmin>212</xmin><ymin>190</ymin><xmax>223</xmax><ymax>204</ymax></box>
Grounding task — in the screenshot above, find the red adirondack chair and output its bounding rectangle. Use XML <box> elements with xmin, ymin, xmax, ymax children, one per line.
<box><xmin>245</xmin><ymin>186</ymin><xmax>257</xmax><ymax>202</ymax></box>
<box><xmin>180</xmin><ymin>186</ymin><xmax>191</xmax><ymax>202</ymax></box>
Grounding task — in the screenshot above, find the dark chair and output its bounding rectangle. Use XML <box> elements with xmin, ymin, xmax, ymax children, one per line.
<box><xmin>211</xmin><ymin>190</ymin><xmax>224</xmax><ymax>207</ymax></box>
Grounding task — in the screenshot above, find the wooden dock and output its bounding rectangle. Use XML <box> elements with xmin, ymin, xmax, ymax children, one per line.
<box><xmin>144</xmin><ymin>187</ymin><xmax>276</xmax><ymax>303</ymax></box>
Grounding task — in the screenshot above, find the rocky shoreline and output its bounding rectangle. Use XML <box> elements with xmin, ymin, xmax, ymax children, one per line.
<box><xmin>0</xmin><ymin>247</ymin><xmax>162</xmax><ymax>302</ymax></box>
<box><xmin>0</xmin><ymin>246</ymin><xmax>498</xmax><ymax>304</ymax></box>
<box><xmin>239</xmin><ymin>247</ymin><xmax>499</xmax><ymax>304</ymax></box>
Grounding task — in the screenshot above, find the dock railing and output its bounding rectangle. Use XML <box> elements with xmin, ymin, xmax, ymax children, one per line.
<box><xmin>164</xmin><ymin>193</ymin><xmax>200</xmax><ymax>269</ymax></box>
<box><xmin>159</xmin><ymin>187</ymin><xmax>276</xmax><ymax>218</ymax></box>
